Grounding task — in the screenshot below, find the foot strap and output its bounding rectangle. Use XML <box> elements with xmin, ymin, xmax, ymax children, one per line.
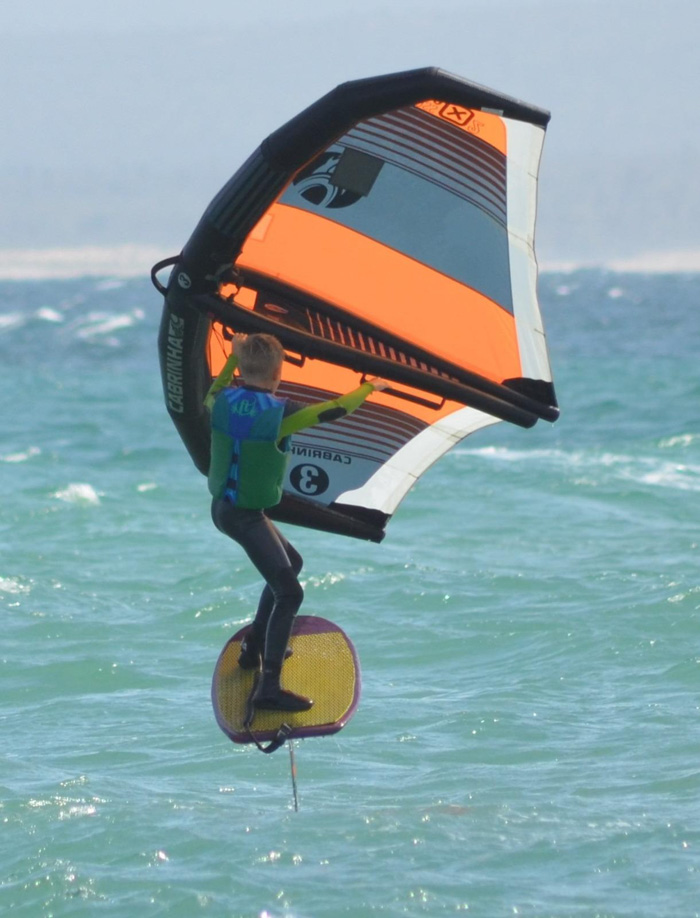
<box><xmin>246</xmin><ymin>722</ymin><xmax>293</xmax><ymax>755</ymax></box>
<box><xmin>243</xmin><ymin>673</ymin><xmax>293</xmax><ymax>754</ymax></box>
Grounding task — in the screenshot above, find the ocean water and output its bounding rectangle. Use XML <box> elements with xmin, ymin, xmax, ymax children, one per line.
<box><xmin>2</xmin><ymin>268</ymin><xmax>699</xmax><ymax>917</ymax></box>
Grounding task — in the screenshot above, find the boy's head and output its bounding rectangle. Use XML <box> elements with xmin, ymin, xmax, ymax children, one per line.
<box><xmin>238</xmin><ymin>334</ymin><xmax>285</xmax><ymax>389</ymax></box>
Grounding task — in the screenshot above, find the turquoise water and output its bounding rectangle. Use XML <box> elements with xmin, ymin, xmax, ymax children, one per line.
<box><xmin>2</xmin><ymin>271</ymin><xmax>699</xmax><ymax>916</ymax></box>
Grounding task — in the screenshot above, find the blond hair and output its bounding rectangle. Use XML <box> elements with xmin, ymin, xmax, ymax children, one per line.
<box><xmin>237</xmin><ymin>334</ymin><xmax>285</xmax><ymax>380</ymax></box>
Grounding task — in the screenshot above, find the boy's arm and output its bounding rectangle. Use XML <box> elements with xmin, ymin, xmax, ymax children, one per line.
<box><xmin>204</xmin><ymin>353</ymin><xmax>238</xmax><ymax>411</ymax></box>
<box><xmin>279</xmin><ymin>382</ymin><xmax>376</xmax><ymax>439</ymax></box>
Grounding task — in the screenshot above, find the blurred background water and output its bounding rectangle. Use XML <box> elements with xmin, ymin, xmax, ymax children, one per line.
<box><xmin>1</xmin><ymin>270</ymin><xmax>699</xmax><ymax>916</ymax></box>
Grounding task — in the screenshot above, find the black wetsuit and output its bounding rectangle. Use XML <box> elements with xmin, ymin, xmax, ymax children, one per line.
<box><xmin>211</xmin><ymin>399</ymin><xmax>306</xmax><ymax>670</ymax></box>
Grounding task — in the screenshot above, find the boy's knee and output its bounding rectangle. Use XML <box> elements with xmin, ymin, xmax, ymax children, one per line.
<box><xmin>288</xmin><ymin>546</ymin><xmax>303</xmax><ymax>576</ymax></box>
<box><xmin>273</xmin><ymin>567</ymin><xmax>304</xmax><ymax>607</ymax></box>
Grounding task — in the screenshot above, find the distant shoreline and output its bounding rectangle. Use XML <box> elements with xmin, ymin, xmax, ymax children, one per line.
<box><xmin>0</xmin><ymin>244</ymin><xmax>699</xmax><ymax>281</ymax></box>
<box><xmin>543</xmin><ymin>250</ymin><xmax>700</xmax><ymax>274</ymax></box>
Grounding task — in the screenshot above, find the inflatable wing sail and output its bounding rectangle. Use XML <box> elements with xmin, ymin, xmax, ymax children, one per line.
<box><xmin>154</xmin><ymin>68</ymin><xmax>558</xmax><ymax>543</ymax></box>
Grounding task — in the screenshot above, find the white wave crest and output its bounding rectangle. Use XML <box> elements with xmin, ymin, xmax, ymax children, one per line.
<box><xmin>36</xmin><ymin>307</ymin><xmax>64</xmax><ymax>323</ymax></box>
<box><xmin>457</xmin><ymin>446</ymin><xmax>700</xmax><ymax>491</ymax></box>
<box><xmin>52</xmin><ymin>483</ymin><xmax>102</xmax><ymax>505</ymax></box>
<box><xmin>0</xmin><ymin>312</ymin><xmax>25</xmax><ymax>330</ymax></box>
<box><xmin>658</xmin><ymin>434</ymin><xmax>700</xmax><ymax>449</ymax></box>
<box><xmin>0</xmin><ymin>576</ymin><xmax>31</xmax><ymax>595</ymax></box>
<box><xmin>635</xmin><ymin>462</ymin><xmax>700</xmax><ymax>492</ymax></box>
<box><xmin>75</xmin><ymin>311</ymin><xmax>142</xmax><ymax>340</ymax></box>
<box><xmin>1</xmin><ymin>446</ymin><xmax>41</xmax><ymax>463</ymax></box>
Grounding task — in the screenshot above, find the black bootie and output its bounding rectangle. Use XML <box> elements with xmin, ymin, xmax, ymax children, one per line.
<box><xmin>253</xmin><ymin>666</ymin><xmax>313</xmax><ymax>712</ymax></box>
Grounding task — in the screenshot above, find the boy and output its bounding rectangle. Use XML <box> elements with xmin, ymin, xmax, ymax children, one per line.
<box><xmin>205</xmin><ymin>332</ymin><xmax>387</xmax><ymax>715</ymax></box>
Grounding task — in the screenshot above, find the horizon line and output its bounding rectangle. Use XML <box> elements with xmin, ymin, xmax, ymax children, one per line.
<box><xmin>0</xmin><ymin>243</ymin><xmax>699</xmax><ymax>281</ymax></box>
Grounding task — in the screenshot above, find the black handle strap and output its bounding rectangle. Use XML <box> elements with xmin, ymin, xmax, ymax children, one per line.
<box><xmin>150</xmin><ymin>255</ymin><xmax>181</xmax><ymax>294</ymax></box>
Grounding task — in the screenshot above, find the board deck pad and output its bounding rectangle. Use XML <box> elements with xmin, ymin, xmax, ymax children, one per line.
<box><xmin>212</xmin><ymin>615</ymin><xmax>361</xmax><ymax>744</ymax></box>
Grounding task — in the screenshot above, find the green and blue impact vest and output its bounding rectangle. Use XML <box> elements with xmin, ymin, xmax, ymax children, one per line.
<box><xmin>208</xmin><ymin>387</ymin><xmax>291</xmax><ymax>509</ymax></box>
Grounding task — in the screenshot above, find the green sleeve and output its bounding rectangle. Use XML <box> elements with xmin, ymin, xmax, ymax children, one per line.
<box><xmin>204</xmin><ymin>353</ymin><xmax>238</xmax><ymax>411</ymax></box>
<box><xmin>279</xmin><ymin>382</ymin><xmax>375</xmax><ymax>439</ymax></box>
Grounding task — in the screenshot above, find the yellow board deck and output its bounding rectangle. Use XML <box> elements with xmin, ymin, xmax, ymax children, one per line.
<box><xmin>212</xmin><ymin>615</ymin><xmax>361</xmax><ymax>745</ymax></box>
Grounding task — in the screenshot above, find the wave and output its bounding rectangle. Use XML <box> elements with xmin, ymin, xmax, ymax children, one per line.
<box><xmin>0</xmin><ymin>298</ymin><xmax>149</xmax><ymax>353</ymax></box>
<box><xmin>457</xmin><ymin>445</ymin><xmax>700</xmax><ymax>492</ymax></box>
<box><xmin>1</xmin><ymin>446</ymin><xmax>41</xmax><ymax>463</ymax></box>
<box><xmin>0</xmin><ymin>245</ymin><xmax>172</xmax><ymax>280</ymax></box>
<box><xmin>0</xmin><ymin>576</ymin><xmax>31</xmax><ymax>596</ymax></box>
<box><xmin>52</xmin><ymin>483</ymin><xmax>102</xmax><ymax>505</ymax></box>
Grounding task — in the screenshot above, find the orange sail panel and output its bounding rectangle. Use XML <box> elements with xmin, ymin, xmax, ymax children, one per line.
<box><xmin>237</xmin><ymin>203</ymin><xmax>522</xmax><ymax>384</ymax></box>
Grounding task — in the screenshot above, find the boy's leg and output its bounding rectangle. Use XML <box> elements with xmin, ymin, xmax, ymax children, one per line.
<box><xmin>248</xmin><ymin>525</ymin><xmax>303</xmax><ymax>649</ymax></box>
<box><xmin>212</xmin><ymin>501</ymin><xmax>312</xmax><ymax>711</ymax></box>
